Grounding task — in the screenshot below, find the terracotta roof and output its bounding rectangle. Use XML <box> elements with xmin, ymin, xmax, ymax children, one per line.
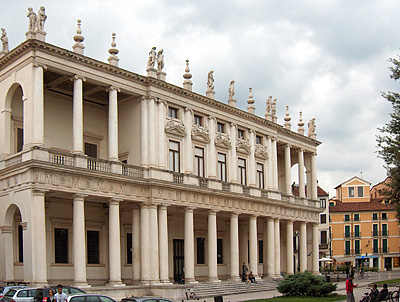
<box><xmin>329</xmin><ymin>198</ymin><xmax>394</xmax><ymax>212</ymax></box>
<box><xmin>292</xmin><ymin>185</ymin><xmax>328</xmax><ymax>197</ymax></box>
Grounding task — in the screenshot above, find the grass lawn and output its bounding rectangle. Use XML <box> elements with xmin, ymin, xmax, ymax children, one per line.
<box><xmin>373</xmin><ymin>278</ymin><xmax>400</xmax><ymax>285</ymax></box>
<box><xmin>246</xmin><ymin>294</ymin><xmax>347</xmax><ymax>302</ymax></box>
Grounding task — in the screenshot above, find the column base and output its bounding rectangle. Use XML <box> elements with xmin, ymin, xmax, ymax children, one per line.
<box><xmin>73</xmin><ymin>282</ymin><xmax>91</xmax><ymax>289</ymax></box>
<box><xmin>208</xmin><ymin>277</ymin><xmax>221</xmax><ymax>283</ymax></box>
<box><xmin>33</xmin><ymin>281</ymin><xmax>49</xmax><ymax>287</ymax></box>
<box><xmin>186</xmin><ymin>278</ymin><xmax>198</xmax><ymax>284</ymax></box>
<box><xmin>107</xmin><ymin>281</ymin><xmax>125</xmax><ymax>287</ymax></box>
<box><xmin>229</xmin><ymin>276</ymin><xmax>242</xmax><ymax>282</ymax></box>
<box><xmin>159</xmin><ymin>279</ymin><xmax>173</xmax><ymax>285</ymax></box>
<box><xmin>140</xmin><ymin>280</ymin><xmax>150</xmax><ymax>286</ymax></box>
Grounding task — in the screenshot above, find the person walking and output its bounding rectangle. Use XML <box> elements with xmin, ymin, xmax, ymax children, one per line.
<box><xmin>346</xmin><ymin>276</ymin><xmax>358</xmax><ymax>302</ymax></box>
<box><xmin>46</xmin><ymin>289</ymin><xmax>55</xmax><ymax>302</ymax></box>
<box><xmin>54</xmin><ymin>285</ymin><xmax>67</xmax><ymax>302</ymax></box>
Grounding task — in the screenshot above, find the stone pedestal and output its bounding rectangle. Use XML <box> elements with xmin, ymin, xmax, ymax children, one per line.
<box><xmin>206</xmin><ymin>89</ymin><xmax>215</xmax><ymax>99</ymax></box>
<box><xmin>147</xmin><ymin>68</ymin><xmax>156</xmax><ymax>78</ymax></box>
<box><xmin>228</xmin><ymin>98</ymin><xmax>236</xmax><ymax>107</ymax></box>
<box><xmin>157</xmin><ymin>71</ymin><xmax>166</xmax><ymax>81</ymax></box>
<box><xmin>26</xmin><ymin>30</ymin><xmax>46</xmax><ymax>42</ymax></box>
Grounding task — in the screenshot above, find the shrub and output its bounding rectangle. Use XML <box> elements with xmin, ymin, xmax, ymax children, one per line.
<box><xmin>277</xmin><ymin>271</ymin><xmax>337</xmax><ymax>297</ymax></box>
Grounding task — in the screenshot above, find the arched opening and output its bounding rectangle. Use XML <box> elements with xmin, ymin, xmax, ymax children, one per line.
<box><xmin>4</xmin><ymin>83</ymin><xmax>24</xmax><ymax>155</ymax></box>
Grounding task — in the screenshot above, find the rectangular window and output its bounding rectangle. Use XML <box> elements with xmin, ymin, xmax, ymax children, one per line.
<box><xmin>345</xmin><ymin>225</ymin><xmax>350</xmax><ymax>238</ymax></box>
<box><xmin>17</xmin><ymin>128</ymin><xmax>24</xmax><ymax>153</ymax></box>
<box><xmin>320</xmin><ymin>199</ymin><xmax>326</xmax><ymax>208</ymax></box>
<box><xmin>373</xmin><ymin>224</ymin><xmax>378</xmax><ymax>236</ymax></box>
<box><xmin>320</xmin><ymin>214</ymin><xmax>327</xmax><ymax>224</ymax></box>
<box><xmin>382</xmin><ymin>224</ymin><xmax>388</xmax><ymax>236</ymax></box>
<box><xmin>196</xmin><ymin>237</ymin><xmax>205</xmax><ymax>264</ymax></box>
<box><xmin>87</xmin><ymin>230</ymin><xmax>100</xmax><ymax>264</ymax></box>
<box><xmin>345</xmin><ymin>241</ymin><xmax>351</xmax><ymax>255</ymax></box>
<box><xmin>354</xmin><ymin>225</ymin><xmax>360</xmax><ymax>237</ymax></box>
<box><xmin>237</xmin><ymin>129</ymin><xmax>244</xmax><ymax>139</ymax></box>
<box><xmin>357</xmin><ymin>186</ymin><xmax>364</xmax><ymax>197</ymax></box>
<box><xmin>18</xmin><ymin>224</ymin><xmax>23</xmax><ymax>263</ymax></box>
<box><xmin>168</xmin><ymin>107</ymin><xmax>178</xmax><ymax>119</ymax></box>
<box><xmin>217</xmin><ymin>238</ymin><xmax>223</xmax><ymax>264</ymax></box>
<box><xmin>321</xmin><ymin>231</ymin><xmax>327</xmax><ymax>245</ymax></box>
<box><xmin>348</xmin><ymin>187</ymin><xmax>355</xmax><ymax>197</ymax></box>
<box><xmin>217</xmin><ymin>153</ymin><xmax>227</xmax><ymax>182</ymax></box>
<box><xmin>373</xmin><ymin>239</ymin><xmax>379</xmax><ymax>253</ymax></box>
<box><xmin>256</xmin><ymin>135</ymin><xmax>262</xmax><ymax>145</ymax></box>
<box><xmin>382</xmin><ymin>213</ymin><xmax>387</xmax><ymax>220</ymax></box>
<box><xmin>169</xmin><ymin>141</ymin><xmax>180</xmax><ymax>172</ymax></box>
<box><xmin>194</xmin><ymin>147</ymin><xmax>204</xmax><ymax>177</ymax></box>
<box><xmin>217</xmin><ymin>122</ymin><xmax>225</xmax><ymax>133</ymax></box>
<box><xmin>373</xmin><ymin>213</ymin><xmax>378</xmax><ymax>221</ymax></box>
<box><xmin>382</xmin><ymin>239</ymin><xmax>388</xmax><ymax>253</ymax></box>
<box><xmin>193</xmin><ymin>115</ymin><xmax>202</xmax><ymax>126</ymax></box>
<box><xmin>344</xmin><ymin>214</ymin><xmax>350</xmax><ymax>222</ymax></box>
<box><xmin>238</xmin><ymin>158</ymin><xmax>246</xmax><ymax>185</ymax></box>
<box><xmin>355</xmin><ymin>240</ymin><xmax>360</xmax><ymax>254</ymax></box>
<box><xmin>127</xmin><ymin>233</ymin><xmax>132</xmax><ymax>264</ymax></box>
<box><xmin>85</xmin><ymin>142</ymin><xmax>98</xmax><ymax>158</ymax></box>
<box><xmin>54</xmin><ymin>228</ymin><xmax>69</xmax><ymax>263</ymax></box>
<box><xmin>259</xmin><ymin>240</ymin><xmax>263</xmax><ymax>263</ymax></box>
<box><xmin>256</xmin><ymin>163</ymin><xmax>264</xmax><ymax>189</ymax></box>
<box><xmin>354</xmin><ymin>214</ymin><xmax>360</xmax><ymax>221</ymax></box>
<box><xmin>329</xmin><ymin>202</ymin><xmax>335</xmax><ymax>207</ymax></box>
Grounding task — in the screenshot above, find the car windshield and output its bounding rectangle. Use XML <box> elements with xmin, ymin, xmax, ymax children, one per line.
<box><xmin>5</xmin><ymin>290</ymin><xmax>16</xmax><ymax>297</ymax></box>
<box><xmin>17</xmin><ymin>290</ymin><xmax>35</xmax><ymax>298</ymax></box>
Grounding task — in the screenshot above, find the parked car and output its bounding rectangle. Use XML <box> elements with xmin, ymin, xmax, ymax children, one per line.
<box><xmin>2</xmin><ymin>288</ymin><xmax>37</xmax><ymax>302</ymax></box>
<box><xmin>66</xmin><ymin>294</ymin><xmax>116</xmax><ymax>302</ymax></box>
<box><xmin>0</xmin><ymin>286</ymin><xmax>28</xmax><ymax>301</ymax></box>
<box><xmin>36</xmin><ymin>287</ymin><xmax>86</xmax><ymax>302</ymax></box>
<box><xmin>121</xmin><ymin>297</ymin><xmax>172</xmax><ymax>302</ymax></box>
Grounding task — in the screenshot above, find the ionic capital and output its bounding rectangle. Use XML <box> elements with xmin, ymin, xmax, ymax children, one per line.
<box><xmin>33</xmin><ymin>63</ymin><xmax>47</xmax><ymax>70</ymax></box>
<box><xmin>72</xmin><ymin>75</ymin><xmax>86</xmax><ymax>82</ymax></box>
<box><xmin>107</xmin><ymin>85</ymin><xmax>121</xmax><ymax>93</ymax></box>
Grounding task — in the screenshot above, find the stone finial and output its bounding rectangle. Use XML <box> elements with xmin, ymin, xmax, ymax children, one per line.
<box><xmin>247</xmin><ymin>87</ymin><xmax>255</xmax><ymax>114</ymax></box>
<box><xmin>284</xmin><ymin>105</ymin><xmax>291</xmax><ymax>130</ymax></box>
<box><xmin>308</xmin><ymin>118</ymin><xmax>316</xmax><ymax>139</ymax></box>
<box><xmin>206</xmin><ymin>71</ymin><xmax>215</xmax><ymax>99</ymax></box>
<box><xmin>26</xmin><ymin>6</ymin><xmax>47</xmax><ymax>42</ymax></box>
<box><xmin>265</xmin><ymin>96</ymin><xmax>272</xmax><ymax>121</ymax></box>
<box><xmin>0</xmin><ymin>28</ymin><xmax>9</xmax><ymax>57</ymax></box>
<box><xmin>147</xmin><ymin>47</ymin><xmax>157</xmax><ymax>78</ymax></box>
<box><xmin>108</xmin><ymin>33</ymin><xmax>119</xmax><ymax>67</ymax></box>
<box><xmin>156</xmin><ymin>49</ymin><xmax>166</xmax><ymax>81</ymax></box>
<box><xmin>183</xmin><ymin>59</ymin><xmax>193</xmax><ymax>91</ymax></box>
<box><xmin>73</xmin><ymin>20</ymin><xmax>85</xmax><ymax>55</ymax></box>
<box><xmin>298</xmin><ymin>111</ymin><xmax>305</xmax><ymax>135</ymax></box>
<box><xmin>272</xmin><ymin>98</ymin><xmax>278</xmax><ymax>123</ymax></box>
<box><xmin>228</xmin><ymin>80</ymin><xmax>236</xmax><ymax>107</ymax></box>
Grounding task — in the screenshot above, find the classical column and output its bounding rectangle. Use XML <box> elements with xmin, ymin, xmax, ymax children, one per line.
<box><xmin>184</xmin><ymin>108</ymin><xmax>193</xmax><ymax>173</ymax></box>
<box><xmin>149</xmin><ymin>204</ymin><xmax>159</xmax><ymax>283</ymax></box>
<box><xmin>158</xmin><ymin>101</ymin><xmax>167</xmax><ymax>168</ymax></box>
<box><xmin>300</xmin><ymin>222</ymin><xmax>307</xmax><ymax>272</ymax></box>
<box><xmin>286</xmin><ymin>220</ymin><xmax>294</xmax><ymax>274</ymax></box>
<box><xmin>249</xmin><ymin>215</ymin><xmax>258</xmax><ymax>277</ymax></box>
<box><xmin>266</xmin><ymin>218</ymin><xmax>275</xmax><ymax>277</ymax></box>
<box><xmin>72</xmin><ymin>76</ymin><xmax>85</xmax><ymax>154</ymax></box>
<box><xmin>32</xmin><ymin>64</ymin><xmax>45</xmax><ymax>146</ymax></box>
<box><xmin>73</xmin><ymin>195</ymin><xmax>90</xmax><ymax>287</ymax></box>
<box><xmin>208</xmin><ymin>117</ymin><xmax>217</xmax><ymax>179</ymax></box>
<box><xmin>262</xmin><ymin>221</ymin><xmax>268</xmax><ymax>277</ymax></box>
<box><xmin>32</xmin><ymin>190</ymin><xmax>47</xmax><ymax>286</ymax></box>
<box><xmin>140</xmin><ymin>204</ymin><xmax>150</xmax><ymax>284</ymax></box>
<box><xmin>284</xmin><ymin>144</ymin><xmax>292</xmax><ymax>195</ymax></box>
<box><xmin>108</xmin><ymin>86</ymin><xmax>120</xmax><ymax>161</ymax></box>
<box><xmin>249</xmin><ymin>130</ymin><xmax>256</xmax><ymax>186</ymax></box>
<box><xmin>132</xmin><ymin>208</ymin><xmax>141</xmax><ymax>282</ymax></box>
<box><xmin>158</xmin><ymin>205</ymin><xmax>170</xmax><ymax>283</ymax></box>
<box><xmin>108</xmin><ymin>199</ymin><xmax>124</xmax><ymax>286</ymax></box>
<box><xmin>1</xmin><ymin>226</ymin><xmax>14</xmax><ymax>282</ymax></box>
<box><xmin>311</xmin><ymin>153</ymin><xmax>318</xmax><ymax>200</ymax></box>
<box><xmin>230</xmin><ymin>213</ymin><xmax>240</xmax><ymax>281</ymax></box>
<box><xmin>229</xmin><ymin>124</ymin><xmax>238</xmax><ymax>182</ymax></box>
<box><xmin>184</xmin><ymin>208</ymin><xmax>196</xmax><ymax>282</ymax></box>
<box><xmin>208</xmin><ymin>210</ymin><xmax>219</xmax><ymax>281</ymax></box>
<box><xmin>140</xmin><ymin>99</ymin><xmax>148</xmax><ymax>167</ymax></box>
<box><xmin>298</xmin><ymin>149</ymin><xmax>306</xmax><ymax>198</ymax></box>
<box><xmin>271</xmin><ymin>138</ymin><xmax>278</xmax><ymax>190</ymax></box>
<box><xmin>239</xmin><ymin>221</ymin><xmax>248</xmax><ymax>270</ymax></box>
<box><xmin>312</xmin><ymin>223</ymin><xmax>319</xmax><ymax>274</ymax></box>
<box><xmin>148</xmin><ymin>98</ymin><xmax>156</xmax><ymax>167</ymax></box>
<box><xmin>274</xmin><ymin>219</ymin><xmax>281</xmax><ymax>276</ymax></box>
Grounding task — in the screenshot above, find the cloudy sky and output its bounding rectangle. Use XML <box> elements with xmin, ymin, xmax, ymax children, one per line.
<box><xmin>2</xmin><ymin>1</ymin><xmax>399</xmax><ymax>196</ymax></box>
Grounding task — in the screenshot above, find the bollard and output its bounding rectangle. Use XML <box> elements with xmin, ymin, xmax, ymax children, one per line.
<box><xmin>389</xmin><ymin>272</ymin><xmax>391</xmax><ymax>280</ymax></box>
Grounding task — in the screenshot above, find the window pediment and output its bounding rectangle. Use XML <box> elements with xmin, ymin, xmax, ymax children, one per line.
<box><xmin>255</xmin><ymin>144</ymin><xmax>268</xmax><ymax>160</ymax></box>
<box><xmin>215</xmin><ymin>132</ymin><xmax>231</xmax><ymax>149</ymax></box>
<box><xmin>236</xmin><ymin>138</ymin><xmax>250</xmax><ymax>155</ymax></box>
<box><xmin>165</xmin><ymin>119</ymin><xmax>186</xmax><ymax>137</ymax></box>
<box><xmin>191</xmin><ymin>124</ymin><xmax>210</xmax><ymax>143</ymax></box>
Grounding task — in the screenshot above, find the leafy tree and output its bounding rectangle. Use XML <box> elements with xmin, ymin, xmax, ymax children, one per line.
<box><xmin>377</xmin><ymin>54</ymin><xmax>400</xmax><ymax>221</ymax></box>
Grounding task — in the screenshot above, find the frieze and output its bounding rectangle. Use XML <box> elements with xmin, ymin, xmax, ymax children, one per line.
<box><xmin>255</xmin><ymin>144</ymin><xmax>268</xmax><ymax>160</ymax></box>
<box><xmin>215</xmin><ymin>132</ymin><xmax>231</xmax><ymax>149</ymax></box>
<box><xmin>165</xmin><ymin>119</ymin><xmax>186</xmax><ymax>137</ymax></box>
<box><xmin>191</xmin><ymin>124</ymin><xmax>210</xmax><ymax>143</ymax></box>
<box><xmin>236</xmin><ymin>138</ymin><xmax>251</xmax><ymax>154</ymax></box>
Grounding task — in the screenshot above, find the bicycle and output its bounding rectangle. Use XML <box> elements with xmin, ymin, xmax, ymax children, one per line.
<box><xmin>185</xmin><ymin>288</ymin><xmax>199</xmax><ymax>300</ymax></box>
<box><xmin>390</xmin><ymin>286</ymin><xmax>400</xmax><ymax>302</ymax></box>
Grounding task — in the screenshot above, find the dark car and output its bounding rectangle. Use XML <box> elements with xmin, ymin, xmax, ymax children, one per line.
<box><xmin>121</xmin><ymin>297</ymin><xmax>172</xmax><ymax>302</ymax></box>
<box><xmin>35</xmin><ymin>287</ymin><xmax>86</xmax><ymax>302</ymax></box>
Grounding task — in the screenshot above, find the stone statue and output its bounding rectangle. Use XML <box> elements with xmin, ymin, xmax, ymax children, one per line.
<box><xmin>271</xmin><ymin>98</ymin><xmax>277</xmax><ymax>116</ymax></box>
<box><xmin>266</xmin><ymin>96</ymin><xmax>272</xmax><ymax>114</ymax></box>
<box><xmin>27</xmin><ymin>7</ymin><xmax>37</xmax><ymax>31</ymax></box>
<box><xmin>228</xmin><ymin>80</ymin><xmax>235</xmax><ymax>99</ymax></box>
<box><xmin>157</xmin><ymin>49</ymin><xmax>164</xmax><ymax>72</ymax></box>
<box><xmin>37</xmin><ymin>6</ymin><xmax>47</xmax><ymax>31</ymax></box>
<box><xmin>207</xmin><ymin>70</ymin><xmax>214</xmax><ymax>91</ymax></box>
<box><xmin>308</xmin><ymin>118</ymin><xmax>316</xmax><ymax>136</ymax></box>
<box><xmin>1</xmin><ymin>28</ymin><xmax>9</xmax><ymax>52</ymax></box>
<box><xmin>147</xmin><ymin>46</ymin><xmax>156</xmax><ymax>69</ymax></box>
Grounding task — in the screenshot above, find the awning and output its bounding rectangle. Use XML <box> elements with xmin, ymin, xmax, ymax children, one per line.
<box><xmin>334</xmin><ymin>256</ymin><xmax>355</xmax><ymax>262</ymax></box>
<box><xmin>319</xmin><ymin>257</ymin><xmax>333</xmax><ymax>262</ymax></box>
<box><xmin>383</xmin><ymin>254</ymin><xmax>400</xmax><ymax>258</ymax></box>
<box><xmin>355</xmin><ymin>255</ymin><xmax>379</xmax><ymax>259</ymax></box>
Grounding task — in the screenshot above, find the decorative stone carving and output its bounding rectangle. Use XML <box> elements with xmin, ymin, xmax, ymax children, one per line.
<box><xmin>108</xmin><ymin>33</ymin><xmax>119</xmax><ymax>67</ymax></box>
<box><xmin>157</xmin><ymin>49</ymin><xmax>164</xmax><ymax>72</ymax></box>
<box><xmin>284</xmin><ymin>105</ymin><xmax>291</xmax><ymax>130</ymax></box>
<box><xmin>26</xmin><ymin>6</ymin><xmax>47</xmax><ymax>41</ymax></box>
<box><xmin>183</xmin><ymin>59</ymin><xmax>193</xmax><ymax>90</ymax></box>
<box><xmin>247</xmin><ymin>87</ymin><xmax>255</xmax><ymax>114</ymax></box>
<box><xmin>228</xmin><ymin>80</ymin><xmax>235</xmax><ymax>99</ymax></box>
<box><xmin>308</xmin><ymin>118</ymin><xmax>316</xmax><ymax>139</ymax></box>
<box><xmin>265</xmin><ymin>96</ymin><xmax>272</xmax><ymax>121</ymax></box>
<box><xmin>191</xmin><ymin>124</ymin><xmax>210</xmax><ymax>143</ymax></box>
<box><xmin>147</xmin><ymin>47</ymin><xmax>156</xmax><ymax>69</ymax></box>
<box><xmin>165</xmin><ymin>119</ymin><xmax>186</xmax><ymax>137</ymax></box>
<box><xmin>272</xmin><ymin>98</ymin><xmax>277</xmax><ymax>123</ymax></box>
<box><xmin>73</xmin><ymin>20</ymin><xmax>85</xmax><ymax>54</ymax></box>
<box><xmin>27</xmin><ymin>7</ymin><xmax>37</xmax><ymax>31</ymax></box>
<box><xmin>254</xmin><ymin>144</ymin><xmax>268</xmax><ymax>160</ymax></box>
<box><xmin>298</xmin><ymin>111</ymin><xmax>305</xmax><ymax>135</ymax></box>
<box><xmin>1</xmin><ymin>28</ymin><xmax>9</xmax><ymax>53</ymax></box>
<box><xmin>214</xmin><ymin>132</ymin><xmax>231</xmax><ymax>149</ymax></box>
<box><xmin>206</xmin><ymin>70</ymin><xmax>215</xmax><ymax>99</ymax></box>
<box><xmin>37</xmin><ymin>6</ymin><xmax>47</xmax><ymax>31</ymax></box>
<box><xmin>236</xmin><ymin>138</ymin><xmax>251</xmax><ymax>154</ymax></box>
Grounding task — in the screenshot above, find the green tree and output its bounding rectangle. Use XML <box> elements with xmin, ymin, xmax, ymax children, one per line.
<box><xmin>377</xmin><ymin>54</ymin><xmax>400</xmax><ymax>221</ymax></box>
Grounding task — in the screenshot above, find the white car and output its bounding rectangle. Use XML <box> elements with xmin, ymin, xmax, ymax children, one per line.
<box><xmin>66</xmin><ymin>294</ymin><xmax>116</xmax><ymax>302</ymax></box>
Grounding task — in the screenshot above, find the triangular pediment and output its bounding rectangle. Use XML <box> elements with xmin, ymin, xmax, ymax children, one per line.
<box><xmin>165</xmin><ymin>119</ymin><xmax>186</xmax><ymax>137</ymax></box>
<box><xmin>215</xmin><ymin>133</ymin><xmax>231</xmax><ymax>149</ymax></box>
<box><xmin>191</xmin><ymin>125</ymin><xmax>210</xmax><ymax>143</ymax></box>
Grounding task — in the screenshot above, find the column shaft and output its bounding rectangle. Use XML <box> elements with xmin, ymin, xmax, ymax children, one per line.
<box><xmin>300</xmin><ymin>222</ymin><xmax>307</xmax><ymax>272</ymax></box>
<box><xmin>158</xmin><ymin>206</ymin><xmax>170</xmax><ymax>283</ymax></box>
<box><xmin>73</xmin><ymin>195</ymin><xmax>89</xmax><ymax>287</ymax></box>
<box><xmin>312</xmin><ymin>224</ymin><xmax>319</xmax><ymax>274</ymax></box>
<box><xmin>140</xmin><ymin>205</ymin><xmax>150</xmax><ymax>283</ymax></box>
<box><xmin>184</xmin><ymin>109</ymin><xmax>193</xmax><ymax>173</ymax></box>
<box><xmin>33</xmin><ymin>65</ymin><xmax>44</xmax><ymax>146</ymax></box>
<box><xmin>230</xmin><ymin>213</ymin><xmax>240</xmax><ymax>281</ymax></box>
<box><xmin>148</xmin><ymin>99</ymin><xmax>156</xmax><ymax>167</ymax></box>
<box><xmin>284</xmin><ymin>144</ymin><xmax>291</xmax><ymax>195</ymax></box>
<box><xmin>274</xmin><ymin>219</ymin><xmax>281</xmax><ymax>276</ymax></box>
<box><xmin>262</xmin><ymin>222</ymin><xmax>268</xmax><ymax>277</ymax></box>
<box><xmin>108</xmin><ymin>200</ymin><xmax>123</xmax><ymax>286</ymax></box>
<box><xmin>149</xmin><ymin>205</ymin><xmax>159</xmax><ymax>282</ymax></box>
<box><xmin>208</xmin><ymin>117</ymin><xmax>217</xmax><ymax>178</ymax></box>
<box><xmin>32</xmin><ymin>190</ymin><xmax>47</xmax><ymax>285</ymax></box>
<box><xmin>72</xmin><ymin>76</ymin><xmax>84</xmax><ymax>154</ymax></box>
<box><xmin>266</xmin><ymin>137</ymin><xmax>273</xmax><ymax>189</ymax></box>
<box><xmin>108</xmin><ymin>87</ymin><xmax>119</xmax><ymax>161</ymax></box>
<box><xmin>208</xmin><ymin>211</ymin><xmax>218</xmax><ymax>281</ymax></box>
<box><xmin>229</xmin><ymin>124</ymin><xmax>237</xmax><ymax>182</ymax></box>
<box><xmin>298</xmin><ymin>150</ymin><xmax>305</xmax><ymax>198</ymax></box>
<box><xmin>286</xmin><ymin>221</ymin><xmax>294</xmax><ymax>274</ymax></box>
<box><xmin>249</xmin><ymin>216</ymin><xmax>258</xmax><ymax>277</ymax></box>
<box><xmin>132</xmin><ymin>208</ymin><xmax>141</xmax><ymax>282</ymax></box>
<box><xmin>266</xmin><ymin>218</ymin><xmax>275</xmax><ymax>276</ymax></box>
<box><xmin>184</xmin><ymin>208</ymin><xmax>196</xmax><ymax>282</ymax></box>
<box><xmin>272</xmin><ymin>139</ymin><xmax>278</xmax><ymax>190</ymax></box>
<box><xmin>311</xmin><ymin>153</ymin><xmax>318</xmax><ymax>200</ymax></box>
<box><xmin>140</xmin><ymin>99</ymin><xmax>148</xmax><ymax>166</ymax></box>
<box><xmin>248</xmin><ymin>131</ymin><xmax>256</xmax><ymax>186</ymax></box>
<box><xmin>158</xmin><ymin>102</ymin><xmax>166</xmax><ymax>168</ymax></box>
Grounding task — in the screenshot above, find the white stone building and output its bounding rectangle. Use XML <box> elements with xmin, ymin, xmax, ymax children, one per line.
<box><xmin>0</xmin><ymin>12</ymin><xmax>322</xmax><ymax>288</ymax></box>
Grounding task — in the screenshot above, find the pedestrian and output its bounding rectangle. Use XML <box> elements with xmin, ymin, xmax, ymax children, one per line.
<box><xmin>242</xmin><ymin>262</ymin><xmax>248</xmax><ymax>282</ymax></box>
<box><xmin>375</xmin><ymin>283</ymin><xmax>389</xmax><ymax>302</ymax></box>
<box><xmin>54</xmin><ymin>284</ymin><xmax>67</xmax><ymax>302</ymax></box>
<box><xmin>46</xmin><ymin>289</ymin><xmax>55</xmax><ymax>302</ymax></box>
<box><xmin>345</xmin><ymin>266</ymin><xmax>350</xmax><ymax>278</ymax></box>
<box><xmin>248</xmin><ymin>271</ymin><xmax>256</xmax><ymax>283</ymax></box>
<box><xmin>350</xmin><ymin>266</ymin><xmax>355</xmax><ymax>278</ymax></box>
<box><xmin>346</xmin><ymin>276</ymin><xmax>358</xmax><ymax>302</ymax></box>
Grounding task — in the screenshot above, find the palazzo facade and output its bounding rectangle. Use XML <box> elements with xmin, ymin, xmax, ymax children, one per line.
<box><xmin>0</xmin><ymin>16</ymin><xmax>322</xmax><ymax>287</ymax></box>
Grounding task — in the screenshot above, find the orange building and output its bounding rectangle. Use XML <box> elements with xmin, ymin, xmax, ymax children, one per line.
<box><xmin>329</xmin><ymin>177</ymin><xmax>400</xmax><ymax>270</ymax></box>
